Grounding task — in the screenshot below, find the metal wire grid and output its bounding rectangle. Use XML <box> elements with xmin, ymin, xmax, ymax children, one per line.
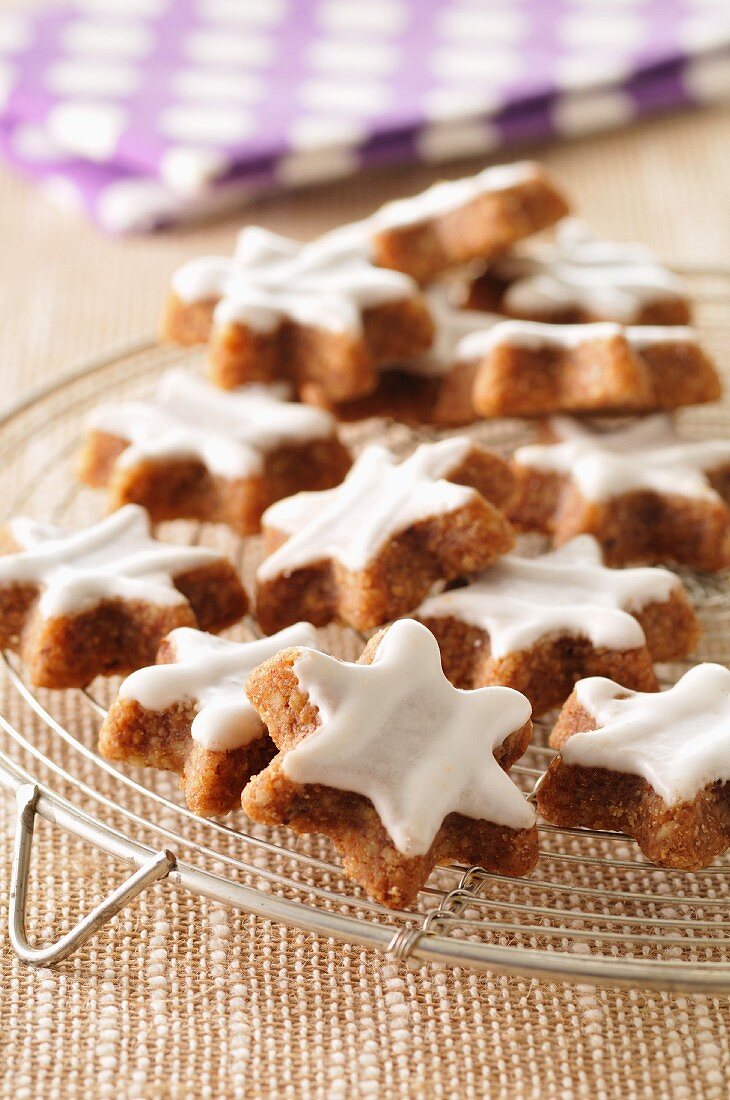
<box><xmin>1</xmin><ymin>268</ymin><xmax>730</xmax><ymax>990</ymax></box>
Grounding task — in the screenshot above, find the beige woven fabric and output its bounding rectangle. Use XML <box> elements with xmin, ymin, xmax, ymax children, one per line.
<box><xmin>0</xmin><ymin>102</ymin><xmax>729</xmax><ymax>1100</ymax></box>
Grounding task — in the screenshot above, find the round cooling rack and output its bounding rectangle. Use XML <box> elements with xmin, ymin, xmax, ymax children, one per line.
<box><xmin>1</xmin><ymin>266</ymin><xmax>730</xmax><ymax>991</ymax></box>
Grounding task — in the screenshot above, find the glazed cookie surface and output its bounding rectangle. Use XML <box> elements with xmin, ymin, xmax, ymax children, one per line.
<box><xmin>256</xmin><ymin>438</ymin><xmax>516</xmax><ymax>633</ymax></box>
<box><xmin>0</xmin><ymin>504</ymin><xmax>247</xmax><ymax>687</ymax></box>
<box><xmin>100</xmin><ymin>623</ymin><xmax>320</xmax><ymax>816</ymax></box>
<box><xmin>465</xmin><ymin>218</ymin><xmax>691</xmax><ymax>326</ymax></box>
<box><xmin>80</xmin><ymin>370</ymin><xmax>352</xmax><ymax>534</ymax></box>
<box><xmin>510</xmin><ymin>415</ymin><xmax>730</xmax><ymax>570</ymax></box>
<box><xmin>539</xmin><ymin>666</ymin><xmax>730</xmax><ymax>869</ymax></box>
<box><xmin>242</xmin><ymin>619</ymin><xmax>538</xmax><ymax>908</ymax></box>
<box><xmin>418</xmin><ymin>536</ymin><xmax>698</xmax><ymax>715</ymax></box>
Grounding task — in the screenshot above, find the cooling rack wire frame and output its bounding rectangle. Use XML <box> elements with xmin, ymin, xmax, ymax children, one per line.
<box><xmin>1</xmin><ymin>266</ymin><xmax>730</xmax><ymax>991</ymax></box>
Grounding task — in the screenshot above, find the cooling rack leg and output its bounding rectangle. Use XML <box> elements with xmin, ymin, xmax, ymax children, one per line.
<box><xmin>8</xmin><ymin>784</ymin><xmax>176</xmax><ymax>968</ymax></box>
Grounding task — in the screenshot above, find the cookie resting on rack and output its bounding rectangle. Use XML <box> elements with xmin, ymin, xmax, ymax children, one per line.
<box><xmin>79</xmin><ymin>370</ymin><xmax>352</xmax><ymax>535</ymax></box>
<box><xmin>464</xmin><ymin>218</ymin><xmax>691</xmax><ymax>326</ymax></box>
<box><xmin>364</xmin><ymin>160</ymin><xmax>569</xmax><ymax>284</ymax></box>
<box><xmin>100</xmin><ymin>623</ymin><xmax>320</xmax><ymax>816</ymax></box>
<box><xmin>456</xmin><ymin>320</ymin><xmax>720</xmax><ymax>418</ymax></box>
<box><xmin>418</xmin><ymin>536</ymin><xmax>699</xmax><ymax>716</ymax></box>
<box><xmin>163</xmin><ymin>226</ymin><xmax>435</xmax><ymax>403</ymax></box>
<box><xmin>241</xmin><ymin>619</ymin><xmax>538</xmax><ymax>908</ymax></box>
<box><xmin>538</xmin><ymin>665</ymin><xmax>730</xmax><ymax>869</ymax></box>
<box><xmin>0</xmin><ymin>504</ymin><xmax>247</xmax><ymax>688</ymax></box>
<box><xmin>510</xmin><ymin>415</ymin><xmax>730</xmax><ymax>571</ymax></box>
<box><xmin>255</xmin><ymin>438</ymin><xmax>516</xmax><ymax>634</ymax></box>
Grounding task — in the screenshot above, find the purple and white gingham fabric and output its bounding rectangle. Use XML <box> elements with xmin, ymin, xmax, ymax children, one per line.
<box><xmin>0</xmin><ymin>0</ymin><xmax>728</xmax><ymax>233</ymax></box>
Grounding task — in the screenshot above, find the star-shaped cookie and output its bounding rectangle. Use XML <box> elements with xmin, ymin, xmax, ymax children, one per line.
<box><xmin>510</xmin><ymin>415</ymin><xmax>730</xmax><ymax>570</ymax></box>
<box><xmin>418</xmin><ymin>536</ymin><xmax>699</xmax><ymax>715</ymax></box>
<box><xmin>79</xmin><ymin>370</ymin><xmax>352</xmax><ymax>534</ymax></box>
<box><xmin>0</xmin><ymin>504</ymin><xmax>247</xmax><ymax>687</ymax></box>
<box><xmin>538</xmin><ymin>665</ymin><xmax>730</xmax><ymax>869</ymax></box>
<box><xmin>163</xmin><ymin>226</ymin><xmax>435</xmax><ymax>402</ymax></box>
<box><xmin>255</xmin><ymin>438</ymin><xmax>516</xmax><ymax>634</ymax></box>
<box><xmin>465</xmin><ymin>218</ymin><xmax>691</xmax><ymax>326</ymax></box>
<box><xmin>100</xmin><ymin>623</ymin><xmax>320</xmax><ymax>816</ymax></box>
<box><xmin>242</xmin><ymin>619</ymin><xmax>538</xmax><ymax>908</ymax></box>
<box><xmin>458</xmin><ymin>320</ymin><xmax>720</xmax><ymax>417</ymax></box>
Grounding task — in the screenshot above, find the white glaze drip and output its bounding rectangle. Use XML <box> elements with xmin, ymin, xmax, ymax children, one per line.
<box><xmin>87</xmin><ymin>369</ymin><xmax>339</xmax><ymax>479</ymax></box>
<box><xmin>456</xmin><ymin>318</ymin><xmax>699</xmax><ymax>361</ymax></box>
<box><xmin>562</xmin><ymin>665</ymin><xmax>730</xmax><ymax>805</ymax></box>
<box><xmin>514</xmin><ymin>415</ymin><xmax>730</xmax><ymax>502</ymax></box>
<box><xmin>283</xmin><ymin>619</ymin><xmax>535</xmax><ymax>856</ymax></box>
<box><xmin>0</xmin><ymin>505</ymin><xmax>223</xmax><ymax>617</ymax></box>
<box><xmin>258</xmin><ymin>438</ymin><xmax>475</xmax><ymax>581</ymax></box>
<box><xmin>493</xmin><ymin>218</ymin><xmax>686</xmax><ymax>323</ymax></box>
<box><xmin>418</xmin><ymin>536</ymin><xmax>679</xmax><ymax>658</ymax></box>
<box><xmin>119</xmin><ymin>622</ymin><xmax>320</xmax><ymax>752</ymax></box>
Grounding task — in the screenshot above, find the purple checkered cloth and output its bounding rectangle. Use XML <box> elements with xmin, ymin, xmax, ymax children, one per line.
<box><xmin>0</xmin><ymin>0</ymin><xmax>728</xmax><ymax>232</ymax></box>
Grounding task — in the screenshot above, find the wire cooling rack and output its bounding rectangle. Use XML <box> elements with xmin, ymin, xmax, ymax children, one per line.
<box><xmin>1</xmin><ymin>267</ymin><xmax>730</xmax><ymax>990</ymax></box>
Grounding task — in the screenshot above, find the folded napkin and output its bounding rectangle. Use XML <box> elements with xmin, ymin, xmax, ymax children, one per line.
<box><xmin>0</xmin><ymin>0</ymin><xmax>727</xmax><ymax>233</ymax></box>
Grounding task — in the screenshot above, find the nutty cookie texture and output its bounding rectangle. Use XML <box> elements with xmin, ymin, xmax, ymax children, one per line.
<box><xmin>458</xmin><ymin>320</ymin><xmax>720</xmax><ymax>418</ymax></box>
<box><xmin>0</xmin><ymin>504</ymin><xmax>247</xmax><ymax>688</ymax></box>
<box><xmin>242</xmin><ymin>619</ymin><xmax>538</xmax><ymax>908</ymax></box>
<box><xmin>464</xmin><ymin>218</ymin><xmax>691</xmax><ymax>326</ymax></box>
<box><xmin>510</xmin><ymin>415</ymin><xmax>730</xmax><ymax>571</ymax></box>
<box><xmin>255</xmin><ymin>438</ymin><xmax>516</xmax><ymax>634</ymax></box>
<box><xmin>163</xmin><ymin>226</ymin><xmax>435</xmax><ymax>403</ymax></box>
<box><xmin>79</xmin><ymin>370</ymin><xmax>352</xmax><ymax>535</ymax></box>
<box><xmin>100</xmin><ymin>623</ymin><xmax>320</xmax><ymax>816</ymax></box>
<box><xmin>538</xmin><ymin>665</ymin><xmax>730</xmax><ymax>870</ymax></box>
<box><xmin>418</xmin><ymin>536</ymin><xmax>699</xmax><ymax>716</ymax></box>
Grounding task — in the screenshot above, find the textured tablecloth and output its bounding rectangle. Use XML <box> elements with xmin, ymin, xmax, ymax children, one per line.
<box><xmin>1</xmin><ymin>102</ymin><xmax>730</xmax><ymax>1100</ymax></box>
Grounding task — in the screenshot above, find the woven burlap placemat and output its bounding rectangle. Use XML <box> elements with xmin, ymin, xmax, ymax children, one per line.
<box><xmin>1</xmin><ymin>104</ymin><xmax>729</xmax><ymax>1099</ymax></box>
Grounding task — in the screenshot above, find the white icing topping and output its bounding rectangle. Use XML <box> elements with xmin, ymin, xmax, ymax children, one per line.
<box><xmin>369</xmin><ymin>161</ymin><xmax>543</xmax><ymax>230</ymax></box>
<box><xmin>173</xmin><ymin>224</ymin><xmax>418</xmax><ymax>335</ymax></box>
<box><xmin>86</xmin><ymin>369</ymin><xmax>339</xmax><ymax>479</ymax></box>
<box><xmin>0</xmin><ymin>504</ymin><xmax>224</xmax><ymax>618</ymax></box>
<box><xmin>562</xmin><ymin>664</ymin><xmax>730</xmax><ymax>805</ymax></box>
<box><xmin>494</xmin><ymin>218</ymin><xmax>686</xmax><ymax>323</ymax></box>
<box><xmin>170</xmin><ymin>162</ymin><xmax>545</xmax><ymax>338</ymax></box>
<box><xmin>514</xmin><ymin>415</ymin><xmax>730</xmax><ymax>502</ymax></box>
<box><xmin>119</xmin><ymin>622</ymin><xmax>320</xmax><ymax>752</ymax></box>
<box><xmin>283</xmin><ymin>619</ymin><xmax>535</xmax><ymax>855</ymax></box>
<box><xmin>258</xmin><ymin>438</ymin><xmax>475</xmax><ymax>581</ymax></box>
<box><xmin>418</xmin><ymin>536</ymin><xmax>679</xmax><ymax>658</ymax></box>
<box><xmin>456</xmin><ymin>318</ymin><xmax>700</xmax><ymax>361</ymax></box>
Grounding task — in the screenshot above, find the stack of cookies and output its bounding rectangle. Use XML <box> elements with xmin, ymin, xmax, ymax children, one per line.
<box><xmin>7</xmin><ymin>161</ymin><xmax>728</xmax><ymax>908</ymax></box>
